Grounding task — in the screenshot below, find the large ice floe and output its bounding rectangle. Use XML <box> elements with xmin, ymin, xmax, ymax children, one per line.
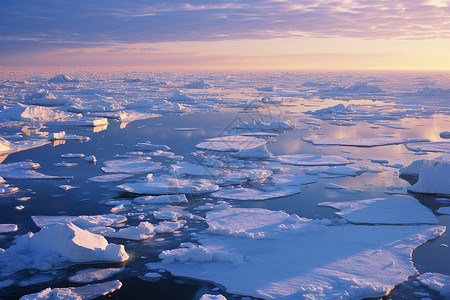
<box><xmin>406</xmin><ymin>141</ymin><xmax>450</xmax><ymax>153</ymax></box>
<box><xmin>319</xmin><ymin>198</ymin><xmax>437</xmax><ymax>224</ymax></box>
<box><xmin>416</xmin><ymin>272</ymin><xmax>450</xmax><ymax>298</ymax></box>
<box><xmin>149</xmin><ymin>207</ymin><xmax>445</xmax><ymax>299</ymax></box>
<box><xmin>275</xmin><ymin>153</ymin><xmax>349</xmax><ymax>166</ymax></box>
<box><xmin>101</xmin><ymin>158</ymin><xmax>161</xmax><ymax>174</ymax></box>
<box><xmin>0</xmin><ymin>161</ymin><xmax>68</xmax><ymax>179</ymax></box>
<box><xmin>118</xmin><ymin>175</ymin><xmax>219</xmax><ymax>195</ymax></box>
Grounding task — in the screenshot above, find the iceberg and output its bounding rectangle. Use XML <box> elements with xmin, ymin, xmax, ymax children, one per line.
<box><xmin>407</xmin><ymin>157</ymin><xmax>450</xmax><ymax>195</ymax></box>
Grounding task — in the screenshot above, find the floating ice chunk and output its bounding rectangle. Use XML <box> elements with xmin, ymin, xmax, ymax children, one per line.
<box><xmin>105</xmin><ymin>222</ymin><xmax>154</xmax><ymax>240</ymax></box>
<box><xmin>0</xmin><ymin>184</ymin><xmax>19</xmax><ymax>194</ymax></box>
<box><xmin>61</xmin><ymin>153</ymin><xmax>85</xmax><ymax>158</ymax></box>
<box><xmin>406</xmin><ymin>142</ymin><xmax>450</xmax><ymax>153</ymax></box>
<box><xmin>240</xmin><ymin>131</ymin><xmax>279</xmax><ymax>137</ymax></box>
<box><xmin>0</xmin><ymin>139</ymin><xmax>49</xmax><ymax>156</ymax></box>
<box><xmin>152</xmin><ymin>209</ymin><xmax>444</xmax><ymax>299</ymax></box>
<box><xmin>23</xmin><ymin>89</ymin><xmax>68</xmax><ymax>106</ymax></box>
<box><xmin>159</xmin><ymin>243</ymin><xmax>244</xmax><ymax>265</ymax></box>
<box><xmin>132</xmin><ymin>194</ymin><xmax>188</xmax><ymax>205</ymax></box>
<box><xmin>170</xmin><ymin>162</ymin><xmax>219</xmax><ymax>176</ymax></box>
<box><xmin>275</xmin><ymin>153</ymin><xmax>349</xmax><ymax>166</ymax></box>
<box><xmin>15</xmin><ymin>205</ymin><xmax>25</xmax><ymax>210</ymax></box>
<box><xmin>304</xmin><ymin>136</ymin><xmax>416</xmax><ymax>147</ymax></box>
<box><xmin>135</xmin><ymin>142</ymin><xmax>170</xmax><ymax>151</ymax></box>
<box><xmin>84</xmin><ymin>155</ymin><xmax>97</xmax><ymax>163</ymax></box>
<box><xmin>308</xmin><ymin>103</ymin><xmax>354</xmax><ymax>115</ymax></box>
<box><xmin>324</xmin><ymin>183</ymin><xmax>346</xmax><ymax>189</ymax></box>
<box><xmin>20</xmin><ymin>280</ymin><xmax>122</xmax><ymax>300</ymax></box>
<box><xmin>323</xmin><ymin>166</ymin><xmax>367</xmax><ymax>176</ymax></box>
<box><xmin>233</xmin><ymin>144</ymin><xmax>273</xmax><ymax>159</ymax></box>
<box><xmin>234</xmin><ymin>120</ymin><xmax>294</xmax><ymax>132</ymax></box>
<box><xmin>154</xmin><ymin>210</ymin><xmax>181</xmax><ymax>220</ymax></box>
<box><xmin>12</xmin><ymin>223</ymin><xmax>128</xmax><ymax>262</ymax></box>
<box><xmin>18</xmin><ymin>274</ymin><xmax>53</xmax><ymax>287</ymax></box>
<box><xmin>141</xmin><ymin>272</ymin><xmax>163</xmax><ymax>282</ymax></box>
<box><xmin>440</xmin><ymin>132</ymin><xmax>450</xmax><ymax>139</ymax></box>
<box><xmin>408</xmin><ymin>157</ymin><xmax>450</xmax><ymax>195</ymax></box>
<box><xmin>32</xmin><ymin>214</ymin><xmax>126</xmax><ymax>229</ymax></box>
<box><xmin>48</xmin><ymin>74</ymin><xmax>79</xmax><ymax>83</ymax></box>
<box><xmin>0</xmin><ymin>104</ymin><xmax>72</xmax><ymax>122</ymax></box>
<box><xmin>271</xmin><ymin>173</ymin><xmax>319</xmax><ymax>186</ymax></box>
<box><xmin>68</xmin><ymin>268</ymin><xmax>122</xmax><ymax>283</ymax></box>
<box><xmin>400</xmin><ymin>159</ymin><xmax>428</xmax><ymax>176</ymax></box>
<box><xmin>0</xmin><ymin>224</ymin><xmax>18</xmax><ymax>233</ymax></box>
<box><xmin>173</xmin><ymin>127</ymin><xmax>199</xmax><ymax>131</ymax></box>
<box><xmin>118</xmin><ymin>176</ymin><xmax>219</xmax><ymax>195</ymax></box>
<box><xmin>0</xmin><ymin>279</ymin><xmax>14</xmax><ymax>288</ymax></box>
<box><xmin>417</xmin><ymin>272</ymin><xmax>450</xmax><ymax>298</ymax></box>
<box><xmin>196</xmin><ymin>135</ymin><xmax>266</xmax><ymax>152</ymax></box>
<box><xmin>329</xmin><ymin>120</ymin><xmax>356</xmax><ymax>126</ymax></box>
<box><xmin>211</xmin><ymin>185</ymin><xmax>303</xmax><ymax>201</ymax></box>
<box><xmin>215</xmin><ymin>169</ymin><xmax>273</xmax><ymax>186</ymax></box>
<box><xmin>59</xmin><ymin>185</ymin><xmax>78</xmax><ymax>191</ymax></box>
<box><xmin>199</xmin><ymin>294</ymin><xmax>227</xmax><ymax>300</ymax></box>
<box><xmin>154</xmin><ymin>220</ymin><xmax>186</xmax><ymax>233</ymax></box>
<box><xmin>46</xmin><ymin>117</ymin><xmax>109</xmax><ymax>127</ymax></box>
<box><xmin>0</xmin><ymin>137</ymin><xmax>11</xmax><ymax>153</ymax></box>
<box><xmin>88</xmin><ymin>173</ymin><xmax>133</xmax><ymax>182</ymax></box>
<box><xmin>319</xmin><ymin>198</ymin><xmax>437</xmax><ymax>224</ymax></box>
<box><xmin>437</xmin><ymin>207</ymin><xmax>450</xmax><ymax>215</ymax></box>
<box><xmin>183</xmin><ymin>79</ymin><xmax>211</xmax><ymax>89</ymax></box>
<box><xmin>0</xmin><ymin>161</ymin><xmax>68</xmax><ymax>180</ymax></box>
<box><xmin>101</xmin><ymin>158</ymin><xmax>161</xmax><ymax>174</ymax></box>
<box><xmin>206</xmin><ymin>208</ymin><xmax>324</xmax><ymax>239</ymax></box>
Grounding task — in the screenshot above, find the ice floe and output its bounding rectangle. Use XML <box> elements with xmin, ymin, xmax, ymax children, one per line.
<box><xmin>48</xmin><ymin>74</ymin><xmax>79</xmax><ymax>83</ymax></box>
<box><xmin>199</xmin><ymin>294</ymin><xmax>227</xmax><ymax>300</ymax></box>
<box><xmin>118</xmin><ymin>176</ymin><xmax>219</xmax><ymax>195</ymax></box>
<box><xmin>406</xmin><ymin>142</ymin><xmax>450</xmax><ymax>153</ymax></box>
<box><xmin>233</xmin><ymin>144</ymin><xmax>273</xmax><ymax>159</ymax></box>
<box><xmin>416</xmin><ymin>272</ymin><xmax>450</xmax><ymax>298</ymax></box>
<box><xmin>0</xmin><ymin>104</ymin><xmax>72</xmax><ymax>122</ymax></box>
<box><xmin>211</xmin><ymin>185</ymin><xmax>303</xmax><ymax>201</ymax></box>
<box><xmin>183</xmin><ymin>79</ymin><xmax>211</xmax><ymax>89</ymax></box>
<box><xmin>68</xmin><ymin>268</ymin><xmax>122</xmax><ymax>283</ymax></box>
<box><xmin>196</xmin><ymin>135</ymin><xmax>266</xmax><ymax>152</ymax></box>
<box><xmin>440</xmin><ymin>131</ymin><xmax>450</xmax><ymax>139</ymax></box>
<box><xmin>150</xmin><ymin>207</ymin><xmax>444</xmax><ymax>299</ymax></box>
<box><xmin>320</xmin><ymin>82</ymin><xmax>384</xmax><ymax>94</ymax></box>
<box><xmin>105</xmin><ymin>222</ymin><xmax>154</xmax><ymax>240</ymax></box>
<box><xmin>437</xmin><ymin>207</ymin><xmax>450</xmax><ymax>215</ymax></box>
<box><xmin>20</xmin><ymin>280</ymin><xmax>122</xmax><ymax>300</ymax></box>
<box><xmin>101</xmin><ymin>158</ymin><xmax>161</xmax><ymax>174</ymax></box>
<box><xmin>32</xmin><ymin>214</ymin><xmax>126</xmax><ymax>229</ymax></box>
<box><xmin>319</xmin><ymin>198</ymin><xmax>437</xmax><ymax>224</ymax></box>
<box><xmin>407</xmin><ymin>156</ymin><xmax>450</xmax><ymax>195</ymax></box>
<box><xmin>135</xmin><ymin>141</ymin><xmax>170</xmax><ymax>151</ymax></box>
<box><xmin>0</xmin><ymin>224</ymin><xmax>18</xmax><ymax>233</ymax></box>
<box><xmin>234</xmin><ymin>120</ymin><xmax>294</xmax><ymax>132</ymax></box>
<box><xmin>132</xmin><ymin>194</ymin><xmax>188</xmax><ymax>205</ymax></box>
<box><xmin>0</xmin><ymin>161</ymin><xmax>68</xmax><ymax>180</ymax></box>
<box><xmin>275</xmin><ymin>153</ymin><xmax>349</xmax><ymax>166</ymax></box>
<box><xmin>88</xmin><ymin>173</ymin><xmax>133</xmax><ymax>182</ymax></box>
<box><xmin>170</xmin><ymin>162</ymin><xmax>219</xmax><ymax>177</ymax></box>
<box><xmin>304</xmin><ymin>137</ymin><xmax>425</xmax><ymax>147</ymax></box>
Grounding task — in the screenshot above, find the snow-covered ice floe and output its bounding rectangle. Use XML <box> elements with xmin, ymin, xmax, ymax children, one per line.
<box><xmin>101</xmin><ymin>158</ymin><xmax>161</xmax><ymax>174</ymax></box>
<box><xmin>304</xmin><ymin>137</ymin><xmax>428</xmax><ymax>147</ymax></box>
<box><xmin>0</xmin><ymin>224</ymin><xmax>18</xmax><ymax>233</ymax></box>
<box><xmin>275</xmin><ymin>153</ymin><xmax>349</xmax><ymax>166</ymax></box>
<box><xmin>0</xmin><ymin>161</ymin><xmax>69</xmax><ymax>180</ymax></box>
<box><xmin>68</xmin><ymin>268</ymin><xmax>122</xmax><ymax>283</ymax></box>
<box><xmin>416</xmin><ymin>272</ymin><xmax>450</xmax><ymax>298</ymax></box>
<box><xmin>406</xmin><ymin>141</ymin><xmax>450</xmax><ymax>153</ymax></box>
<box><xmin>20</xmin><ymin>280</ymin><xmax>121</xmax><ymax>300</ymax></box>
<box><xmin>32</xmin><ymin>214</ymin><xmax>126</xmax><ymax>230</ymax></box>
<box><xmin>148</xmin><ymin>207</ymin><xmax>445</xmax><ymax>299</ymax></box>
<box><xmin>234</xmin><ymin>120</ymin><xmax>295</xmax><ymax>132</ymax></box>
<box><xmin>211</xmin><ymin>185</ymin><xmax>303</xmax><ymax>201</ymax></box>
<box><xmin>0</xmin><ymin>137</ymin><xmax>49</xmax><ymax>156</ymax></box>
<box><xmin>196</xmin><ymin>135</ymin><xmax>266</xmax><ymax>152</ymax></box>
<box><xmin>407</xmin><ymin>156</ymin><xmax>450</xmax><ymax>195</ymax></box>
<box><xmin>132</xmin><ymin>194</ymin><xmax>188</xmax><ymax>205</ymax></box>
<box><xmin>118</xmin><ymin>175</ymin><xmax>219</xmax><ymax>195</ymax></box>
<box><xmin>319</xmin><ymin>198</ymin><xmax>437</xmax><ymax>224</ymax></box>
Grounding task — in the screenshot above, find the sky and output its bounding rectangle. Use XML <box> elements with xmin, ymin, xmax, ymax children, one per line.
<box><xmin>1</xmin><ymin>0</ymin><xmax>449</xmax><ymax>70</ymax></box>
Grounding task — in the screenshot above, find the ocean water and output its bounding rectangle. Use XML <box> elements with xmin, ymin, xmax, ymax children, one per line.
<box><xmin>0</xmin><ymin>71</ymin><xmax>450</xmax><ymax>299</ymax></box>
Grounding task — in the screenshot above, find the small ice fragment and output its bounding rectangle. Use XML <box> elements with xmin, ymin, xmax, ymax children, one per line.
<box><xmin>0</xmin><ymin>224</ymin><xmax>18</xmax><ymax>233</ymax></box>
<box><xmin>132</xmin><ymin>194</ymin><xmax>188</xmax><ymax>205</ymax></box>
<box><xmin>68</xmin><ymin>268</ymin><xmax>122</xmax><ymax>283</ymax></box>
<box><xmin>84</xmin><ymin>155</ymin><xmax>97</xmax><ymax>163</ymax></box>
<box><xmin>440</xmin><ymin>132</ymin><xmax>450</xmax><ymax>139</ymax></box>
<box><xmin>153</xmin><ymin>211</ymin><xmax>181</xmax><ymax>220</ymax></box>
<box><xmin>61</xmin><ymin>153</ymin><xmax>85</xmax><ymax>158</ymax></box>
<box><xmin>59</xmin><ymin>185</ymin><xmax>79</xmax><ymax>191</ymax></box>
<box><xmin>15</xmin><ymin>205</ymin><xmax>25</xmax><ymax>210</ymax></box>
<box><xmin>88</xmin><ymin>173</ymin><xmax>133</xmax><ymax>182</ymax></box>
<box><xmin>141</xmin><ymin>272</ymin><xmax>162</xmax><ymax>282</ymax></box>
<box><xmin>416</xmin><ymin>273</ymin><xmax>450</xmax><ymax>298</ymax></box>
<box><xmin>437</xmin><ymin>207</ymin><xmax>450</xmax><ymax>215</ymax></box>
<box><xmin>55</xmin><ymin>162</ymin><xmax>78</xmax><ymax>167</ymax></box>
<box><xmin>200</xmin><ymin>294</ymin><xmax>227</xmax><ymax>300</ymax></box>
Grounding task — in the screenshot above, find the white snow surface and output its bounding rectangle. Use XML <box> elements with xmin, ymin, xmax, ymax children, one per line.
<box><xmin>417</xmin><ymin>272</ymin><xmax>450</xmax><ymax>298</ymax></box>
<box><xmin>406</xmin><ymin>142</ymin><xmax>450</xmax><ymax>153</ymax></box>
<box><xmin>101</xmin><ymin>158</ymin><xmax>161</xmax><ymax>174</ymax></box>
<box><xmin>319</xmin><ymin>198</ymin><xmax>438</xmax><ymax>224</ymax></box>
<box><xmin>132</xmin><ymin>194</ymin><xmax>188</xmax><ymax>205</ymax></box>
<box><xmin>32</xmin><ymin>214</ymin><xmax>126</xmax><ymax>229</ymax></box>
<box><xmin>150</xmin><ymin>207</ymin><xmax>445</xmax><ymax>299</ymax></box>
<box><xmin>20</xmin><ymin>280</ymin><xmax>122</xmax><ymax>300</ymax></box>
<box><xmin>408</xmin><ymin>157</ymin><xmax>450</xmax><ymax>195</ymax></box>
<box><xmin>105</xmin><ymin>222</ymin><xmax>154</xmax><ymax>240</ymax></box>
<box><xmin>211</xmin><ymin>185</ymin><xmax>303</xmax><ymax>201</ymax></box>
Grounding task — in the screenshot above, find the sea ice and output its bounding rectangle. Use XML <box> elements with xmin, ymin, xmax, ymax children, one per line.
<box><xmin>118</xmin><ymin>176</ymin><xmax>219</xmax><ymax>195</ymax></box>
<box><xmin>61</xmin><ymin>153</ymin><xmax>85</xmax><ymax>158</ymax></box>
<box><xmin>170</xmin><ymin>162</ymin><xmax>219</xmax><ymax>176</ymax></box>
<box><xmin>132</xmin><ymin>194</ymin><xmax>188</xmax><ymax>205</ymax></box>
<box><xmin>215</xmin><ymin>169</ymin><xmax>273</xmax><ymax>186</ymax></box>
<box><xmin>0</xmin><ymin>224</ymin><xmax>18</xmax><ymax>233</ymax></box>
<box><xmin>196</xmin><ymin>135</ymin><xmax>266</xmax><ymax>152</ymax></box>
<box><xmin>0</xmin><ymin>104</ymin><xmax>71</xmax><ymax>122</ymax></box>
<box><xmin>150</xmin><ymin>207</ymin><xmax>444</xmax><ymax>299</ymax></box>
<box><xmin>416</xmin><ymin>272</ymin><xmax>450</xmax><ymax>298</ymax></box>
<box><xmin>153</xmin><ymin>210</ymin><xmax>181</xmax><ymax>220</ymax></box>
<box><xmin>275</xmin><ymin>154</ymin><xmax>349</xmax><ymax>166</ymax></box>
<box><xmin>319</xmin><ymin>198</ymin><xmax>437</xmax><ymax>224</ymax></box>
<box><xmin>234</xmin><ymin>120</ymin><xmax>294</xmax><ymax>132</ymax></box>
<box><xmin>154</xmin><ymin>220</ymin><xmax>186</xmax><ymax>233</ymax></box>
<box><xmin>20</xmin><ymin>280</ymin><xmax>122</xmax><ymax>300</ymax></box>
<box><xmin>304</xmin><ymin>137</ymin><xmax>417</xmax><ymax>147</ymax></box>
<box><xmin>23</xmin><ymin>89</ymin><xmax>68</xmax><ymax>106</ymax></box>
<box><xmin>319</xmin><ymin>82</ymin><xmax>383</xmax><ymax>94</ymax></box>
<box><xmin>199</xmin><ymin>294</ymin><xmax>227</xmax><ymax>300</ymax></box>
<box><xmin>101</xmin><ymin>158</ymin><xmax>161</xmax><ymax>174</ymax></box>
<box><xmin>437</xmin><ymin>207</ymin><xmax>450</xmax><ymax>215</ymax></box>
<box><xmin>183</xmin><ymin>79</ymin><xmax>211</xmax><ymax>89</ymax></box>
<box><xmin>407</xmin><ymin>157</ymin><xmax>450</xmax><ymax>195</ymax></box>
<box><xmin>211</xmin><ymin>185</ymin><xmax>303</xmax><ymax>201</ymax></box>
<box><xmin>32</xmin><ymin>214</ymin><xmax>126</xmax><ymax>229</ymax></box>
<box><xmin>135</xmin><ymin>142</ymin><xmax>170</xmax><ymax>151</ymax></box>
<box><xmin>105</xmin><ymin>222</ymin><xmax>154</xmax><ymax>240</ymax></box>
<box><xmin>440</xmin><ymin>132</ymin><xmax>450</xmax><ymax>139</ymax></box>
<box><xmin>0</xmin><ymin>161</ymin><xmax>67</xmax><ymax>180</ymax></box>
<box><xmin>233</xmin><ymin>144</ymin><xmax>273</xmax><ymax>159</ymax></box>
<box><xmin>10</xmin><ymin>223</ymin><xmax>129</xmax><ymax>263</ymax></box>
<box><xmin>88</xmin><ymin>173</ymin><xmax>133</xmax><ymax>182</ymax></box>
<box><xmin>323</xmin><ymin>166</ymin><xmax>368</xmax><ymax>176</ymax></box>
<box><xmin>406</xmin><ymin>142</ymin><xmax>450</xmax><ymax>153</ymax></box>
<box><xmin>68</xmin><ymin>268</ymin><xmax>122</xmax><ymax>283</ymax></box>
<box><xmin>48</xmin><ymin>74</ymin><xmax>79</xmax><ymax>83</ymax></box>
